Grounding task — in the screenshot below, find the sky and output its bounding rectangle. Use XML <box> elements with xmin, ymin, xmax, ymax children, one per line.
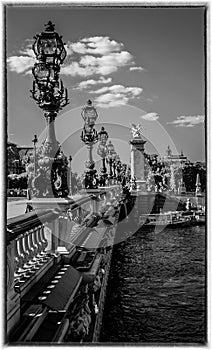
<box><xmin>6</xmin><ymin>5</ymin><xmax>206</xmax><ymax>175</ymax></box>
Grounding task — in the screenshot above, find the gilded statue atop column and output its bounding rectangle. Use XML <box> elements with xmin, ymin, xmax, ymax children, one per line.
<box><xmin>131</xmin><ymin>123</ymin><xmax>143</xmax><ymax>139</ymax></box>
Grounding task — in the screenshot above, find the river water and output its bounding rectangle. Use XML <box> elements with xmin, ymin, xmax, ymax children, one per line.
<box><xmin>100</xmin><ymin>225</ymin><xmax>206</xmax><ymax>344</ymax></box>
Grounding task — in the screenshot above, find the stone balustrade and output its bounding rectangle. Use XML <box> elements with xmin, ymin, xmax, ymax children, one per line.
<box><xmin>7</xmin><ymin>186</ymin><xmax>122</xmax><ymax>338</ymax></box>
<box><xmin>7</xmin><ymin>210</ymin><xmax>59</xmax><ymax>291</ymax></box>
<box><xmin>7</xmin><ymin>208</ymin><xmax>60</xmax><ymax>335</ymax></box>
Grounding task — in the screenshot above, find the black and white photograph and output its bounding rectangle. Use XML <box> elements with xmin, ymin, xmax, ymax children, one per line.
<box><xmin>5</xmin><ymin>3</ymin><xmax>207</xmax><ymax>345</ymax></box>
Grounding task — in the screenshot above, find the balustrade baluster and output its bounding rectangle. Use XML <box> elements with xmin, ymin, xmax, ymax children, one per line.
<box><xmin>40</xmin><ymin>225</ymin><xmax>48</xmax><ymax>250</ymax></box>
<box><xmin>37</xmin><ymin>225</ymin><xmax>49</xmax><ymax>261</ymax></box>
<box><xmin>29</xmin><ymin>227</ymin><xmax>39</xmax><ymax>256</ymax></box>
<box><xmin>17</xmin><ymin>234</ymin><xmax>33</xmax><ymax>278</ymax></box>
<box><xmin>32</xmin><ymin>226</ymin><xmax>47</xmax><ymax>264</ymax></box>
<box><xmin>21</xmin><ymin>232</ymin><xmax>38</xmax><ymax>274</ymax></box>
<box><xmin>13</xmin><ymin>237</ymin><xmax>24</xmax><ymax>282</ymax></box>
<box><xmin>17</xmin><ymin>234</ymin><xmax>28</xmax><ymax>269</ymax></box>
<box><xmin>35</xmin><ymin>225</ymin><xmax>44</xmax><ymax>257</ymax></box>
<box><xmin>34</xmin><ymin>225</ymin><xmax>48</xmax><ymax>263</ymax></box>
<box><xmin>28</xmin><ymin>229</ymin><xmax>42</xmax><ymax>268</ymax></box>
<box><xmin>23</xmin><ymin>231</ymin><xmax>35</xmax><ymax>267</ymax></box>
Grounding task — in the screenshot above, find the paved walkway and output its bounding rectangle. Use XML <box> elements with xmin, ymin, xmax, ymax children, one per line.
<box><xmin>7</xmin><ymin>198</ymin><xmax>27</xmax><ymax>219</ymax></box>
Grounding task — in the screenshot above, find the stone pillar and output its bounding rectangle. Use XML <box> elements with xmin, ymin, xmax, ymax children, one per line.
<box><xmin>130</xmin><ymin>138</ymin><xmax>146</xmax><ymax>192</ymax></box>
<box><xmin>195</xmin><ymin>173</ymin><xmax>201</xmax><ymax>196</ymax></box>
<box><xmin>195</xmin><ymin>173</ymin><xmax>202</xmax><ymax>209</ymax></box>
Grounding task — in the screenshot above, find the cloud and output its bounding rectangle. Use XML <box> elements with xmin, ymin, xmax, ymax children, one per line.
<box><xmin>61</xmin><ymin>50</ymin><xmax>133</xmax><ymax>77</ymax></box>
<box><xmin>92</xmin><ymin>84</ymin><xmax>143</xmax><ymax>108</ymax></box>
<box><xmin>7</xmin><ymin>35</ymin><xmax>142</xmax><ymax>79</ymax></box>
<box><xmin>130</xmin><ymin>66</ymin><xmax>144</xmax><ymax>71</ymax></box>
<box><xmin>19</xmin><ymin>45</ymin><xmax>34</xmax><ymax>58</ymax></box>
<box><xmin>141</xmin><ymin>112</ymin><xmax>159</xmax><ymax>121</ymax></box>
<box><xmin>76</xmin><ymin>77</ymin><xmax>112</xmax><ymax>90</ymax></box>
<box><xmin>7</xmin><ymin>41</ymin><xmax>35</xmax><ymax>74</ymax></box>
<box><xmin>167</xmin><ymin>115</ymin><xmax>204</xmax><ymax>127</ymax></box>
<box><xmin>91</xmin><ymin>84</ymin><xmax>142</xmax><ymax>95</ymax></box>
<box><xmin>61</xmin><ymin>62</ymin><xmax>96</xmax><ymax>77</ymax></box>
<box><xmin>61</xmin><ymin>36</ymin><xmax>133</xmax><ymax>77</ymax></box>
<box><xmin>71</xmin><ymin>36</ymin><xmax>123</xmax><ymax>55</ymax></box>
<box><xmin>95</xmin><ymin>93</ymin><xmax>129</xmax><ymax>108</ymax></box>
<box><xmin>66</xmin><ymin>42</ymin><xmax>87</xmax><ymax>55</ymax></box>
<box><xmin>7</xmin><ymin>55</ymin><xmax>35</xmax><ymax>74</ymax></box>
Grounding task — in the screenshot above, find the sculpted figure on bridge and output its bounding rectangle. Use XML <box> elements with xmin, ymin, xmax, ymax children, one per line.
<box><xmin>131</xmin><ymin>123</ymin><xmax>143</xmax><ymax>139</ymax></box>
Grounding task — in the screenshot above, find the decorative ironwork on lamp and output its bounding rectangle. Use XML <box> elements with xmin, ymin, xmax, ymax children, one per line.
<box><xmin>97</xmin><ymin>126</ymin><xmax>109</xmax><ymax>186</ymax></box>
<box><xmin>112</xmin><ymin>150</ymin><xmax>117</xmax><ymax>182</ymax></box>
<box><xmin>28</xmin><ymin>21</ymin><xmax>69</xmax><ymax>198</ymax></box>
<box><xmin>106</xmin><ymin>140</ymin><xmax>115</xmax><ymax>183</ymax></box>
<box><xmin>32</xmin><ymin>134</ymin><xmax>38</xmax><ymax>179</ymax></box>
<box><xmin>32</xmin><ymin>21</ymin><xmax>67</xmax><ymax>65</ymax></box>
<box><xmin>115</xmin><ymin>154</ymin><xmax>122</xmax><ymax>182</ymax></box>
<box><xmin>81</xmin><ymin>100</ymin><xmax>98</xmax><ymax>189</ymax></box>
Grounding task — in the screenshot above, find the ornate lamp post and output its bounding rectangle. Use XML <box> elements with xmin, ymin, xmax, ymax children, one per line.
<box><xmin>97</xmin><ymin>126</ymin><xmax>109</xmax><ymax>186</ymax></box>
<box><xmin>106</xmin><ymin>140</ymin><xmax>115</xmax><ymax>183</ymax></box>
<box><xmin>69</xmin><ymin>155</ymin><xmax>72</xmax><ymax>196</ymax></box>
<box><xmin>112</xmin><ymin>150</ymin><xmax>117</xmax><ymax>181</ymax></box>
<box><xmin>32</xmin><ymin>134</ymin><xmax>38</xmax><ymax>179</ymax></box>
<box><xmin>115</xmin><ymin>154</ymin><xmax>122</xmax><ymax>182</ymax></box>
<box><xmin>29</xmin><ymin>21</ymin><xmax>69</xmax><ymax>198</ymax></box>
<box><xmin>81</xmin><ymin>100</ymin><xmax>98</xmax><ymax>189</ymax></box>
<box><xmin>120</xmin><ymin>163</ymin><xmax>127</xmax><ymax>187</ymax></box>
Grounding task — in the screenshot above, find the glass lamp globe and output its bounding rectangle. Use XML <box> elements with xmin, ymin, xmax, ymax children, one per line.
<box><xmin>98</xmin><ymin>126</ymin><xmax>109</xmax><ymax>145</ymax></box>
<box><xmin>33</xmin><ymin>21</ymin><xmax>67</xmax><ymax>65</ymax></box>
<box><xmin>107</xmin><ymin>140</ymin><xmax>115</xmax><ymax>154</ymax></box>
<box><xmin>81</xmin><ymin>100</ymin><xmax>98</xmax><ymax>128</ymax></box>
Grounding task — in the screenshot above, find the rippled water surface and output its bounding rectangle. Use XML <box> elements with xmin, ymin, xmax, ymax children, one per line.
<box><xmin>100</xmin><ymin>225</ymin><xmax>206</xmax><ymax>344</ymax></box>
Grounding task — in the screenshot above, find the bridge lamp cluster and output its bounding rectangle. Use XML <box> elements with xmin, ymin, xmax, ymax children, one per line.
<box><xmin>29</xmin><ymin>21</ymin><xmax>69</xmax><ymax>198</ymax></box>
<box><xmin>28</xmin><ymin>22</ymin><xmax>125</xmax><ymax>195</ymax></box>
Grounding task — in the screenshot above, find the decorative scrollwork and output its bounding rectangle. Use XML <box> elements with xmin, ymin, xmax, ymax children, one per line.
<box><xmin>81</xmin><ymin>126</ymin><xmax>98</xmax><ymax>144</ymax></box>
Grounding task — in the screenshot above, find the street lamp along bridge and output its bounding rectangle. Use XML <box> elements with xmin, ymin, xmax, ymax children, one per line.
<box><xmin>97</xmin><ymin>126</ymin><xmax>109</xmax><ymax>187</ymax></box>
<box><xmin>81</xmin><ymin>100</ymin><xmax>99</xmax><ymax>190</ymax></box>
<box><xmin>28</xmin><ymin>22</ymin><xmax>124</xmax><ymax>197</ymax></box>
<box><xmin>29</xmin><ymin>21</ymin><xmax>69</xmax><ymax>198</ymax></box>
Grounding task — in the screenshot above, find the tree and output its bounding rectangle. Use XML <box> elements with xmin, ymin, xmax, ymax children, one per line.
<box><xmin>146</xmin><ymin>169</ymin><xmax>155</xmax><ymax>191</ymax></box>
<box><xmin>182</xmin><ymin>164</ymin><xmax>206</xmax><ymax>193</ymax></box>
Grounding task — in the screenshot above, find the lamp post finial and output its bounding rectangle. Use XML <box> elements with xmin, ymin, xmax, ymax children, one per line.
<box><xmin>45</xmin><ymin>21</ymin><xmax>55</xmax><ymax>32</ymax></box>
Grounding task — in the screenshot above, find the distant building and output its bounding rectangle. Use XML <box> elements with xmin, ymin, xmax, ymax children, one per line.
<box><xmin>163</xmin><ymin>145</ymin><xmax>188</xmax><ymax>166</ymax></box>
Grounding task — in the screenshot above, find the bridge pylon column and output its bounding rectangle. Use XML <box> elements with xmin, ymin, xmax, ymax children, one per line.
<box><xmin>129</xmin><ymin>137</ymin><xmax>146</xmax><ymax>192</ymax></box>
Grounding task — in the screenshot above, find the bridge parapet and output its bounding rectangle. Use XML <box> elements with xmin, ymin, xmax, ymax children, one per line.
<box><xmin>7</xmin><ymin>185</ymin><xmax>123</xmax><ymax>340</ymax></box>
<box><xmin>7</xmin><ymin>208</ymin><xmax>61</xmax><ymax>336</ymax></box>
